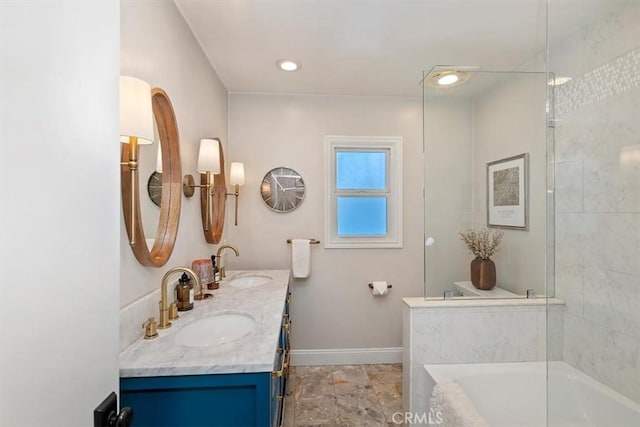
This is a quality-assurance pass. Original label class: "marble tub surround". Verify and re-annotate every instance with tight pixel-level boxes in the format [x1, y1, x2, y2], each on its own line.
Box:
[402, 297, 565, 416]
[120, 269, 290, 377]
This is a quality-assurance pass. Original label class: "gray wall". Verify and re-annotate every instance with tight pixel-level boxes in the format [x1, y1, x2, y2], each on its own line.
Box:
[120, 0, 229, 307]
[423, 99, 474, 297]
[227, 93, 424, 353]
[471, 73, 548, 295]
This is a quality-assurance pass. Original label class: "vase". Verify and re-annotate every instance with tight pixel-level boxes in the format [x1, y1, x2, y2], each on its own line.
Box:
[470, 257, 496, 290]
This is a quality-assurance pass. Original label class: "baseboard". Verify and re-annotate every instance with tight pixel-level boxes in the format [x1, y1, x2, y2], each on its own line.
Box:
[290, 347, 403, 366]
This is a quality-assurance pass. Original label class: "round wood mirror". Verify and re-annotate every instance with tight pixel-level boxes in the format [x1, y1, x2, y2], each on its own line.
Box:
[121, 87, 181, 267]
[200, 140, 226, 244]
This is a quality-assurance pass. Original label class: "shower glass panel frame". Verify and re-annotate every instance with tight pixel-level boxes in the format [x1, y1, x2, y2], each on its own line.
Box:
[421, 68, 555, 301]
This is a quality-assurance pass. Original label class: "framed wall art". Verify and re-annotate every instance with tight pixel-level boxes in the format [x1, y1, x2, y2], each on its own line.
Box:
[486, 153, 529, 230]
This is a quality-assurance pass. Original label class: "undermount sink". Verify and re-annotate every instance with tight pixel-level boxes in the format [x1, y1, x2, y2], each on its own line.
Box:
[227, 275, 272, 289]
[175, 313, 255, 347]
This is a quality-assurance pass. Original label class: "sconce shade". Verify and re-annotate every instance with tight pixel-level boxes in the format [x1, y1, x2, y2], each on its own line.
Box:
[197, 139, 221, 174]
[230, 162, 245, 186]
[119, 76, 154, 145]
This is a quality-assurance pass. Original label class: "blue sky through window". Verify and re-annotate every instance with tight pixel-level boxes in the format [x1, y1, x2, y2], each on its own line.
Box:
[336, 151, 386, 190]
[337, 196, 387, 236]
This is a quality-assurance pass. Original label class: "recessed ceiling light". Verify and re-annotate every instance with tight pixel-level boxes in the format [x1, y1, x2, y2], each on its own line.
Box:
[548, 76, 572, 86]
[437, 73, 460, 85]
[276, 59, 300, 72]
[427, 70, 469, 88]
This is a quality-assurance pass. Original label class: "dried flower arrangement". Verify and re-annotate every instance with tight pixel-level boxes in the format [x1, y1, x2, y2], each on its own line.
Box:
[459, 228, 504, 260]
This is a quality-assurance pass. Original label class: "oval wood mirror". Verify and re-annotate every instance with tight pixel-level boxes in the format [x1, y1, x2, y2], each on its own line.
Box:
[121, 87, 181, 267]
[200, 140, 226, 244]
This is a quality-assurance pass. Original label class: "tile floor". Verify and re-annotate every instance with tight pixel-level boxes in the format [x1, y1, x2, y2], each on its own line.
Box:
[282, 364, 403, 426]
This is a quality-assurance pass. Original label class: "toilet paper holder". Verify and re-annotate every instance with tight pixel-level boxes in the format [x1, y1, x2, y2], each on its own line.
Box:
[368, 282, 392, 289]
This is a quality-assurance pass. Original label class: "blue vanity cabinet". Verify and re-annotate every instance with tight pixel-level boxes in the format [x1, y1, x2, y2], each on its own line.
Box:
[120, 371, 272, 426]
[271, 291, 291, 426]
[120, 290, 291, 427]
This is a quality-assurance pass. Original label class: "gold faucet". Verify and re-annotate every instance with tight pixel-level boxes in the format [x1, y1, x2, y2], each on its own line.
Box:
[216, 244, 240, 280]
[159, 266, 200, 329]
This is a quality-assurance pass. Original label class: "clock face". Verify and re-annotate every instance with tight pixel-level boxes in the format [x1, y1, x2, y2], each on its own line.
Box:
[261, 167, 305, 212]
[147, 171, 162, 207]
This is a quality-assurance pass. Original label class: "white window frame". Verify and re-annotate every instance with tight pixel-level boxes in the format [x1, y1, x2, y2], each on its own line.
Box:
[324, 135, 403, 249]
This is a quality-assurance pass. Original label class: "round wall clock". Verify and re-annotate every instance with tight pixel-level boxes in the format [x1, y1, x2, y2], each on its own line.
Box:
[260, 167, 305, 212]
[147, 171, 162, 207]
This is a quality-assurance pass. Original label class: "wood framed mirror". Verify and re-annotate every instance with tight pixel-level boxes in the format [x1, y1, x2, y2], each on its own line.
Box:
[121, 87, 181, 267]
[199, 140, 226, 244]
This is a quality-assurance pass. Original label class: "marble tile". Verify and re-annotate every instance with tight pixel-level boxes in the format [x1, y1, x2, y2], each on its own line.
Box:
[294, 395, 341, 426]
[370, 381, 403, 424]
[555, 160, 584, 213]
[549, 307, 565, 362]
[554, 263, 584, 316]
[564, 313, 640, 403]
[555, 213, 586, 267]
[411, 310, 444, 363]
[366, 364, 402, 386]
[584, 158, 640, 213]
[553, 116, 585, 163]
[335, 390, 388, 427]
[582, 213, 640, 276]
[583, 267, 640, 340]
[538, 306, 565, 361]
[409, 362, 430, 422]
[295, 366, 335, 400]
[332, 365, 372, 395]
[438, 309, 540, 363]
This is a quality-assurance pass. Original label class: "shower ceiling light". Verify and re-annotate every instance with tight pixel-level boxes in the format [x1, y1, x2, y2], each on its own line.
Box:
[428, 70, 469, 88]
[276, 59, 300, 72]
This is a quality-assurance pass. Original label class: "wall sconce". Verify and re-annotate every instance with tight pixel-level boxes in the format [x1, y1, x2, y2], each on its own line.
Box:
[120, 76, 154, 245]
[227, 162, 245, 226]
[183, 140, 245, 238]
[183, 139, 221, 232]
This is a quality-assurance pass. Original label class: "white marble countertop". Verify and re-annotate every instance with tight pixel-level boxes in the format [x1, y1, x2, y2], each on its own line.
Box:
[119, 270, 290, 378]
[403, 296, 565, 308]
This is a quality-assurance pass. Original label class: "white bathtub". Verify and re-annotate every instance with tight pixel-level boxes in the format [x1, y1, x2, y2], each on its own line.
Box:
[425, 361, 640, 427]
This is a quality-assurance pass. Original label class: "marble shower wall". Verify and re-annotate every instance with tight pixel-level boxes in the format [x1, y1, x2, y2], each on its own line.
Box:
[554, 46, 640, 403]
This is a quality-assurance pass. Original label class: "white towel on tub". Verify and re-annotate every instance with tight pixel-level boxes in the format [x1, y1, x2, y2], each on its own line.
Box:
[429, 380, 490, 427]
[291, 239, 311, 278]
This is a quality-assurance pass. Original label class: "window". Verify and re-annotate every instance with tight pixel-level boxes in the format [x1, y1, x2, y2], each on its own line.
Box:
[325, 136, 403, 248]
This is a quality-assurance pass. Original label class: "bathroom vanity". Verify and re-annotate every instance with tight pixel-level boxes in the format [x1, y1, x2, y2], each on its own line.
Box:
[119, 270, 291, 427]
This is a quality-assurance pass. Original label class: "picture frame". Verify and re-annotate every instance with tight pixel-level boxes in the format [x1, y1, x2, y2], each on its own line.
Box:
[486, 153, 529, 230]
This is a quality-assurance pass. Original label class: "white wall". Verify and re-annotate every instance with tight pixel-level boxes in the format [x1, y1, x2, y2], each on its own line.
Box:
[227, 94, 424, 353]
[120, 0, 228, 308]
[423, 99, 474, 297]
[0, 2, 120, 425]
[550, 3, 640, 404]
[471, 74, 548, 295]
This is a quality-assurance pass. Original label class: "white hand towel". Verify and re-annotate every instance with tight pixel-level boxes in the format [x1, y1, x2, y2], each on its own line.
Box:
[291, 239, 311, 279]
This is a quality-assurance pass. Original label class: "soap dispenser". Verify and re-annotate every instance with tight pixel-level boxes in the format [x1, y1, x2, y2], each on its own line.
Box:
[210, 255, 220, 289]
[175, 272, 194, 311]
